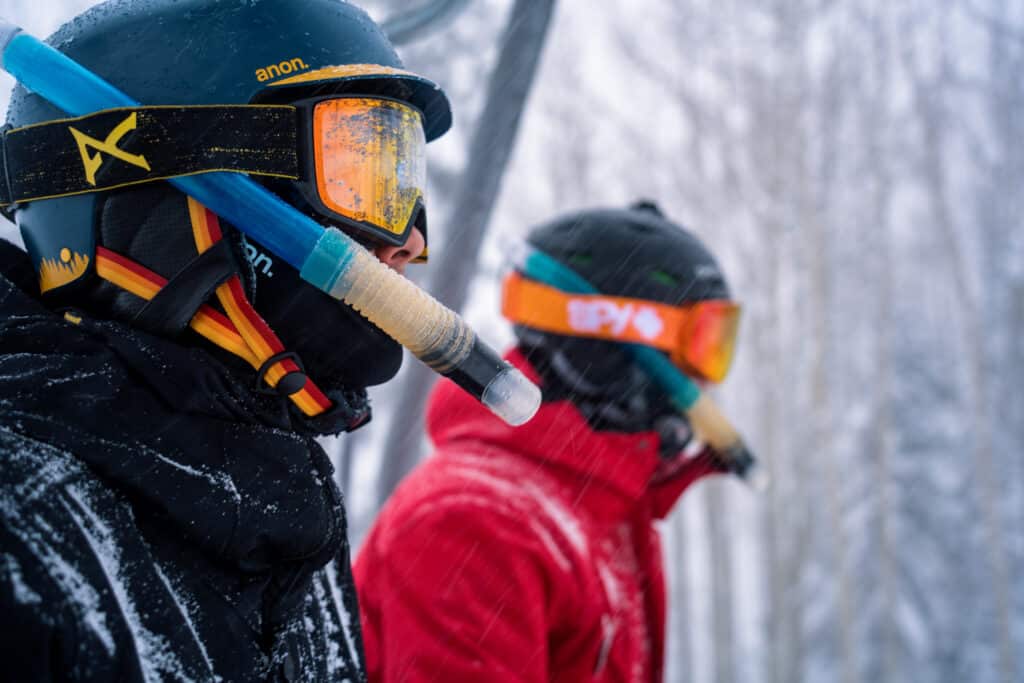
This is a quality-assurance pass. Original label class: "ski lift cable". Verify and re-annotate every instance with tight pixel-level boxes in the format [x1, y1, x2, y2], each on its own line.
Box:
[383, 0, 473, 45]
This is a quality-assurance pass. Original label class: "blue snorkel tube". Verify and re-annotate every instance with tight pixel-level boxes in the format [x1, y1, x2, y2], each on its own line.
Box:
[517, 244, 764, 486]
[0, 21, 541, 426]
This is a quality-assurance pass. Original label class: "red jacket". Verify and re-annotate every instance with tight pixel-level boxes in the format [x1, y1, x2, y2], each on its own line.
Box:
[354, 351, 719, 682]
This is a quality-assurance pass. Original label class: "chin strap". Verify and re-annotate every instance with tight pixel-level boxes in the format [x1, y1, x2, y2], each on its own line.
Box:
[93, 198, 332, 417]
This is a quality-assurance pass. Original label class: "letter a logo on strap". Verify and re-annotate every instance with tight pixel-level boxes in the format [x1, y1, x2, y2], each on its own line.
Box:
[69, 112, 151, 186]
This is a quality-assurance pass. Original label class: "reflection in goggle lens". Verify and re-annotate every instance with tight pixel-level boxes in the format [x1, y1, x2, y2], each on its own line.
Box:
[313, 97, 427, 244]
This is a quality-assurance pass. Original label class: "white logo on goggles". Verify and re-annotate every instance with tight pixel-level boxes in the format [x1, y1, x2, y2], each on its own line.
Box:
[567, 300, 664, 341]
[632, 307, 664, 339]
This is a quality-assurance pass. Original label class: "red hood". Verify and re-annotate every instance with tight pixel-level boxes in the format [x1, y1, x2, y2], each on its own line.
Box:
[426, 349, 714, 521]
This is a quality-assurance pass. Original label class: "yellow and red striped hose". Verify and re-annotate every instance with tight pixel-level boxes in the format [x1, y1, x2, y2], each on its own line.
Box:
[94, 199, 332, 417]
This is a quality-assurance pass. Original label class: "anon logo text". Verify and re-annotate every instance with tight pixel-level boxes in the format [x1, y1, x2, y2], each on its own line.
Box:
[567, 299, 664, 341]
[245, 244, 275, 278]
[69, 112, 151, 186]
[256, 58, 311, 82]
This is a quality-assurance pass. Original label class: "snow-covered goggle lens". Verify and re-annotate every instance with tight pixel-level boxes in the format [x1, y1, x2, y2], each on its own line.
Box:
[312, 97, 427, 251]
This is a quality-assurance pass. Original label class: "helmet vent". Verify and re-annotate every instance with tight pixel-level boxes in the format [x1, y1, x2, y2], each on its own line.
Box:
[649, 269, 679, 287]
[568, 253, 592, 267]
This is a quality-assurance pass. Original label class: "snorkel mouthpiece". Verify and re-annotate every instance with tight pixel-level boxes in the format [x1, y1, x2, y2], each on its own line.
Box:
[0, 22, 541, 426]
[304, 230, 540, 426]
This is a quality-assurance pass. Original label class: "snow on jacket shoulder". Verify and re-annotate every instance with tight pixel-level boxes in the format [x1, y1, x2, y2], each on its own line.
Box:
[355, 350, 719, 683]
[0, 242, 366, 682]
[1, 428, 217, 681]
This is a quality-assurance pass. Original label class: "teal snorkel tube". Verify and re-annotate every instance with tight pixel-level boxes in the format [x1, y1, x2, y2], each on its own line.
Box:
[518, 244, 765, 487]
[0, 21, 540, 426]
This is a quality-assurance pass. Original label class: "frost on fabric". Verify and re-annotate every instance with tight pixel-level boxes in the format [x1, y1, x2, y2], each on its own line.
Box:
[601, 524, 651, 683]
[6, 410, 244, 516]
[10, 441, 80, 505]
[398, 452, 592, 576]
[62, 483, 196, 683]
[151, 452, 242, 505]
[40, 369, 111, 389]
[444, 452, 589, 557]
[527, 518, 572, 572]
[2, 553, 41, 605]
[521, 480, 588, 556]
[152, 563, 221, 682]
[42, 529, 118, 656]
[416, 449, 661, 679]
[324, 561, 361, 679]
[597, 562, 623, 610]
[0, 433, 116, 655]
[311, 571, 347, 679]
[595, 614, 617, 675]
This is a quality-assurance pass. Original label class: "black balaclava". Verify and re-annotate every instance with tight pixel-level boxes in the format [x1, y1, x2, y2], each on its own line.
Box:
[58, 184, 400, 430]
[243, 233, 403, 391]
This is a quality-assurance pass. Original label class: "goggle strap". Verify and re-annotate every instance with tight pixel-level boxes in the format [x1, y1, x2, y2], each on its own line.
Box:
[0, 105, 300, 207]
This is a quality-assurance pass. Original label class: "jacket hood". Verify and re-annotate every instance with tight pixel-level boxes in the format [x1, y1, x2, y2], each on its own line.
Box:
[426, 348, 709, 521]
[0, 240, 346, 573]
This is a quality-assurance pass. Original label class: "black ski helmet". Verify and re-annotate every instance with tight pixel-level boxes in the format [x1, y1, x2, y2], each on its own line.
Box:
[4, 0, 453, 422]
[513, 201, 733, 431]
[525, 200, 730, 304]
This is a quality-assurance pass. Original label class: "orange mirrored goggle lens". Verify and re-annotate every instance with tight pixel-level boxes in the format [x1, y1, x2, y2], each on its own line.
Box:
[502, 273, 740, 383]
[670, 300, 740, 383]
[313, 97, 427, 242]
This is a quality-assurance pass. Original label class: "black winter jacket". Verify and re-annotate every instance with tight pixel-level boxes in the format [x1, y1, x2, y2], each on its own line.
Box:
[0, 242, 366, 682]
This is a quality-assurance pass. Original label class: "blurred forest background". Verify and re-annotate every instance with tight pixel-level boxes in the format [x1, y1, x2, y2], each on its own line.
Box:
[1, 1, 1022, 682]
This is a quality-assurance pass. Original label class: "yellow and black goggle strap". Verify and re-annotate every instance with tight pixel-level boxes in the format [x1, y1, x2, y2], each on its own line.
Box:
[0, 105, 300, 211]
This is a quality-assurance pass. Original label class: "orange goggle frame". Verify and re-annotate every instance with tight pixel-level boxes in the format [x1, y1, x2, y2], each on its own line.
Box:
[502, 272, 741, 383]
[298, 96, 428, 261]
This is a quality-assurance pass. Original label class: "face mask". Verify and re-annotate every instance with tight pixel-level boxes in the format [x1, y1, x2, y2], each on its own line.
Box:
[244, 234, 404, 392]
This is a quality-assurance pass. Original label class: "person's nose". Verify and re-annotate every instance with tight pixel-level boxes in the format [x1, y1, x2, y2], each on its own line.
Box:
[372, 227, 426, 275]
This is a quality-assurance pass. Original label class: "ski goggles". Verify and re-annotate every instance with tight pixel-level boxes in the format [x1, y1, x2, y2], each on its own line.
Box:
[0, 96, 429, 259]
[294, 96, 428, 258]
[502, 272, 741, 382]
